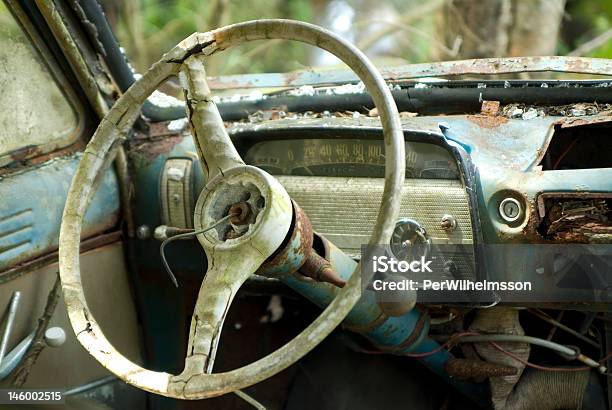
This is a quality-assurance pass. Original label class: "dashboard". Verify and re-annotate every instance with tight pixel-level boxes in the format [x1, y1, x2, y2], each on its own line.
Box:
[238, 135, 476, 285]
[140, 115, 612, 306]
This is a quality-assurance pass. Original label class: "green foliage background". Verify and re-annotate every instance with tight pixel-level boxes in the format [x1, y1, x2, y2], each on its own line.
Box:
[102, 0, 612, 76]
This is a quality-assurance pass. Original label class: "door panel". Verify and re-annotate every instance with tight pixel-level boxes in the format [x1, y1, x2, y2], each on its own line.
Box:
[0, 157, 119, 271]
[0, 242, 142, 389]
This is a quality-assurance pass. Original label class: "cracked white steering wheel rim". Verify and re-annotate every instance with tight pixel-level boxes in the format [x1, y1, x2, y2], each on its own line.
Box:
[59, 19, 405, 399]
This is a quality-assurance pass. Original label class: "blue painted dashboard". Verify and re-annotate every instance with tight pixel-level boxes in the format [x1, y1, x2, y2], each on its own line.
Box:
[0, 155, 120, 272]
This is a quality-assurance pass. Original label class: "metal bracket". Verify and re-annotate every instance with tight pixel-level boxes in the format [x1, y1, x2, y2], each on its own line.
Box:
[160, 158, 195, 229]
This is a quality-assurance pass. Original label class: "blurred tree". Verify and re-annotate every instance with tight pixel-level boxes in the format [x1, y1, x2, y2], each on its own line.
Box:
[101, 0, 316, 76]
[561, 0, 612, 57]
[101, 0, 612, 78]
[438, 0, 566, 59]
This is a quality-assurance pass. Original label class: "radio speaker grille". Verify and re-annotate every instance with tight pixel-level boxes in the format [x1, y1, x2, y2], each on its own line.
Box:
[276, 176, 475, 280]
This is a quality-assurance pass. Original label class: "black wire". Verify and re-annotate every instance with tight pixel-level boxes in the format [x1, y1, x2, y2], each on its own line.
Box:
[160, 214, 233, 287]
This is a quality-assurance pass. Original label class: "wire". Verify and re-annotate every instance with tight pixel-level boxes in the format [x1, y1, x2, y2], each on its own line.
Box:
[552, 137, 578, 169]
[401, 332, 479, 358]
[386, 331, 610, 373]
[457, 334, 606, 373]
[160, 214, 233, 287]
[234, 390, 267, 409]
[457, 335, 578, 358]
[527, 308, 601, 349]
[487, 341, 592, 373]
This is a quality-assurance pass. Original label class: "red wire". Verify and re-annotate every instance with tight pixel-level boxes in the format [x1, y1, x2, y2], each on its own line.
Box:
[397, 332, 610, 373]
[552, 138, 578, 169]
[487, 341, 591, 373]
[402, 332, 479, 358]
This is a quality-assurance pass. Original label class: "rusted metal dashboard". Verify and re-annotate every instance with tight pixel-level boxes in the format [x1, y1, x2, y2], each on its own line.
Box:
[132, 114, 612, 307]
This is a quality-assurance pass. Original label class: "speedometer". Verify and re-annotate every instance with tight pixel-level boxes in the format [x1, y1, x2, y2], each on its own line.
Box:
[243, 138, 458, 179]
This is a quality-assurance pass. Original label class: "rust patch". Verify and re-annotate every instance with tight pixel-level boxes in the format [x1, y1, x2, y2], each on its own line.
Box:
[300, 251, 346, 288]
[481, 100, 500, 116]
[558, 114, 612, 128]
[10, 145, 43, 162]
[128, 134, 184, 161]
[0, 140, 86, 177]
[229, 202, 252, 225]
[535, 194, 612, 243]
[150, 121, 184, 137]
[467, 114, 509, 129]
[257, 201, 313, 277]
[445, 358, 517, 381]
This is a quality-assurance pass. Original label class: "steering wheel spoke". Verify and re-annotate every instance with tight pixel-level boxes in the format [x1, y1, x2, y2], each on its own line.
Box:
[180, 54, 244, 179]
[174, 248, 264, 384]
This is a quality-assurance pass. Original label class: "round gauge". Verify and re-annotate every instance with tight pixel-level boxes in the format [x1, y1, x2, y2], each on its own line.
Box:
[390, 218, 431, 261]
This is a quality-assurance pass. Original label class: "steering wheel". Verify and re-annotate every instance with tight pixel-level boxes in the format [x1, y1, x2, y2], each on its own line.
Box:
[59, 20, 405, 399]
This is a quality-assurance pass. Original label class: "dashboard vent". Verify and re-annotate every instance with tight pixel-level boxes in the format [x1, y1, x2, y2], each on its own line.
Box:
[0, 208, 33, 262]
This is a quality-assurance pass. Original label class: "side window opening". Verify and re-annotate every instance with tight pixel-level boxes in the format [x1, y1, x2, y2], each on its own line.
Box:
[0, 3, 80, 168]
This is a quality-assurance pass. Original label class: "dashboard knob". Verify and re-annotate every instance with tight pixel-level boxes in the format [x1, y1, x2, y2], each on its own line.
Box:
[44, 327, 66, 348]
[390, 218, 431, 261]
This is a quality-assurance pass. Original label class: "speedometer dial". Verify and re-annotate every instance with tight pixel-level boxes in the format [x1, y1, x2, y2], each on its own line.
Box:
[243, 138, 458, 179]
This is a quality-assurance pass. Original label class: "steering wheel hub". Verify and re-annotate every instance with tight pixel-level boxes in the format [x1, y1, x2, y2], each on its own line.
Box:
[195, 165, 291, 249]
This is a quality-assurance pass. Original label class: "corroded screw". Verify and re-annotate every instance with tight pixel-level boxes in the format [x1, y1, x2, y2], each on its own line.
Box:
[229, 201, 252, 225]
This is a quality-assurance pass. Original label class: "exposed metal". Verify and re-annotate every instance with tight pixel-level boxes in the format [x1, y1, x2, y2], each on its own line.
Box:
[0, 291, 20, 364]
[458, 334, 604, 371]
[63, 375, 117, 397]
[207, 56, 612, 90]
[257, 201, 313, 277]
[136, 225, 151, 240]
[153, 225, 193, 241]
